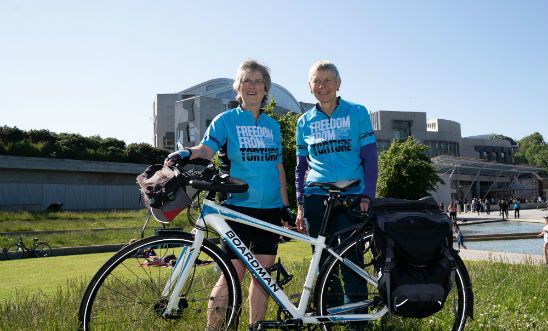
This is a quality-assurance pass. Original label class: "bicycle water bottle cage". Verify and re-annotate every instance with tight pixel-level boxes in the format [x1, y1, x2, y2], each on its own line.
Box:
[308, 179, 361, 193]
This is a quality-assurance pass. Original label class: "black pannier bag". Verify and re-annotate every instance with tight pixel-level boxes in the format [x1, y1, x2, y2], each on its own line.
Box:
[371, 197, 456, 318]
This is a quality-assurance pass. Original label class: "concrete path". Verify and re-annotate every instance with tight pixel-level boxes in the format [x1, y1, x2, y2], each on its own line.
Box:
[457, 248, 546, 265]
[455, 207, 548, 224]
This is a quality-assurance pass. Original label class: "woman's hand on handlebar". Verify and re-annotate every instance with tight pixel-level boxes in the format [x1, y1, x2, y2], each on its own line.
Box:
[359, 196, 371, 213]
[295, 206, 307, 234]
[164, 149, 192, 167]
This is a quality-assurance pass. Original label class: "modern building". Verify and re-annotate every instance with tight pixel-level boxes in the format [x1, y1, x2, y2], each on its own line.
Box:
[153, 78, 313, 151]
[153, 80, 545, 205]
[369, 110, 545, 203]
[370, 110, 515, 162]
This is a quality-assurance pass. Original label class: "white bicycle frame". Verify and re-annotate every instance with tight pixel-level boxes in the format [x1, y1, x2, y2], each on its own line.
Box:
[161, 198, 388, 325]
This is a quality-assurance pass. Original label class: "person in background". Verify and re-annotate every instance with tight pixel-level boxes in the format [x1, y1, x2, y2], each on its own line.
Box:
[474, 198, 482, 215]
[502, 199, 510, 219]
[537, 216, 548, 264]
[453, 222, 467, 250]
[295, 60, 377, 331]
[165, 59, 291, 330]
[513, 198, 521, 219]
[448, 201, 458, 221]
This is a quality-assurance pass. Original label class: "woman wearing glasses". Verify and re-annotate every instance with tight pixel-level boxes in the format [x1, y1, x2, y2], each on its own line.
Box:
[165, 59, 290, 330]
[295, 60, 378, 330]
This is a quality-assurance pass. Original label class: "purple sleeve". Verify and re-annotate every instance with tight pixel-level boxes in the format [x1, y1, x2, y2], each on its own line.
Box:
[360, 142, 378, 198]
[295, 155, 309, 204]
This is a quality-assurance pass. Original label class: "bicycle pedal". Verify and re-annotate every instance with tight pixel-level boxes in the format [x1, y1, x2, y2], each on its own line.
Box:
[253, 319, 303, 330]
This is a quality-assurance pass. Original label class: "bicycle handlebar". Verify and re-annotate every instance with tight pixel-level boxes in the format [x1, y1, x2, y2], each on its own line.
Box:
[190, 176, 249, 193]
[172, 162, 249, 194]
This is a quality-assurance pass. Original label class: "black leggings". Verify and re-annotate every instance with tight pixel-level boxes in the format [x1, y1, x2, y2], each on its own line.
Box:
[220, 204, 281, 259]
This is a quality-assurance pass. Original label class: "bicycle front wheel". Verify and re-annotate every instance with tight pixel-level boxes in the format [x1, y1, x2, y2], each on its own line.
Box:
[34, 243, 51, 257]
[78, 233, 242, 331]
[6, 245, 24, 259]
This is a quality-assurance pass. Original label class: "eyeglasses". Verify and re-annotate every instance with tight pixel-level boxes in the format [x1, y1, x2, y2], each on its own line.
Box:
[242, 79, 265, 87]
[311, 78, 336, 86]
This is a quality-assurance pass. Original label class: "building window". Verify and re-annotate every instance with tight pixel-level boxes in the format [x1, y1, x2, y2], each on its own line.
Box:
[376, 140, 391, 153]
[187, 125, 198, 144]
[216, 90, 236, 100]
[424, 140, 459, 157]
[163, 132, 175, 150]
[392, 120, 412, 140]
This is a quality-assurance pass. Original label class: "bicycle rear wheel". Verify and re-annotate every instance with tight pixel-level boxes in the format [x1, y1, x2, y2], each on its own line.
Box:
[34, 243, 51, 257]
[6, 245, 24, 259]
[78, 233, 242, 331]
[314, 231, 381, 331]
[315, 231, 473, 331]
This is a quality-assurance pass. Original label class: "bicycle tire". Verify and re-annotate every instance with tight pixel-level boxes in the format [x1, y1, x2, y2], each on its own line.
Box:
[78, 233, 242, 331]
[314, 231, 474, 331]
[6, 245, 24, 259]
[33, 243, 51, 257]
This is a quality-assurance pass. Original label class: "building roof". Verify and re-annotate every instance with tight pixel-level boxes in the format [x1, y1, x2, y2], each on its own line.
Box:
[178, 78, 303, 113]
[432, 155, 546, 178]
[0, 155, 147, 174]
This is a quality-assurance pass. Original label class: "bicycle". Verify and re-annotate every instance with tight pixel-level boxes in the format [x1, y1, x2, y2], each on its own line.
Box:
[4, 235, 51, 259]
[79, 163, 474, 330]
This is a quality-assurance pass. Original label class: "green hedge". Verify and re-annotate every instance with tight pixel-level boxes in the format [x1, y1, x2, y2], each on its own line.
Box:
[0, 126, 168, 164]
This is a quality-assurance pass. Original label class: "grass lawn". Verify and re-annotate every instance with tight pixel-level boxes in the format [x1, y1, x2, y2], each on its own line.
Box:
[0, 252, 113, 300]
[0, 239, 311, 301]
[0, 237, 547, 330]
[0, 209, 196, 248]
[1, 208, 547, 330]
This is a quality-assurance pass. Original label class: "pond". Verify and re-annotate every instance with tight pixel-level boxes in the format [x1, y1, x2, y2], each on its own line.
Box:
[459, 221, 544, 255]
[460, 221, 541, 235]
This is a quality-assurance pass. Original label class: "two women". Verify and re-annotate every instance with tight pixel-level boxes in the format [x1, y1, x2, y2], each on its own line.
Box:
[165, 59, 377, 329]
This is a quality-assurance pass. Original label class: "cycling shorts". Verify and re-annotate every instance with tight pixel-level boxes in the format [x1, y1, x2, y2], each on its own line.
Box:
[220, 204, 281, 259]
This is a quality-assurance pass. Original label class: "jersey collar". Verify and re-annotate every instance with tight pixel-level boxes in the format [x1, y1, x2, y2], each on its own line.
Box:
[314, 96, 341, 118]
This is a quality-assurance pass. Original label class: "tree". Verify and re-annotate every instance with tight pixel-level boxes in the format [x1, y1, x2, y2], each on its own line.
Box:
[0, 126, 25, 143]
[514, 132, 548, 171]
[125, 143, 168, 164]
[263, 98, 301, 208]
[377, 137, 443, 200]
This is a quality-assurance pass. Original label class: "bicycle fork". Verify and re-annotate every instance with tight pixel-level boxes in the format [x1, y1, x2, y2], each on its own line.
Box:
[161, 226, 206, 317]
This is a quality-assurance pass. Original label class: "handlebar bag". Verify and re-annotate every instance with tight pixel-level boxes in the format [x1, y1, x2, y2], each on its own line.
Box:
[136, 164, 191, 222]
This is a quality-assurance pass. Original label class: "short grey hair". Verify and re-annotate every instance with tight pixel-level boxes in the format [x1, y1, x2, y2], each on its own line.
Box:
[308, 60, 341, 82]
[233, 59, 272, 104]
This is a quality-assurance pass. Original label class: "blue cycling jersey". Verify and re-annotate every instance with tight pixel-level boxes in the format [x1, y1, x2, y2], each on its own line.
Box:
[201, 107, 283, 209]
[296, 98, 376, 196]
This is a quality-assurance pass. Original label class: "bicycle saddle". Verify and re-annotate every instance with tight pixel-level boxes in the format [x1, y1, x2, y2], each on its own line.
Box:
[308, 179, 360, 192]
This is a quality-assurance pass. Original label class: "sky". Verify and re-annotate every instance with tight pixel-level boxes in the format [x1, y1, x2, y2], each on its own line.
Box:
[1, 0, 547, 145]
